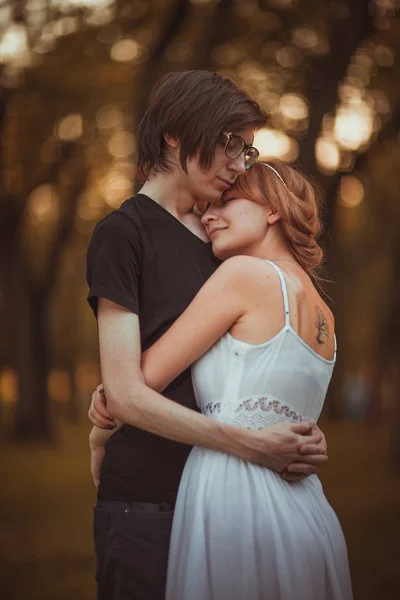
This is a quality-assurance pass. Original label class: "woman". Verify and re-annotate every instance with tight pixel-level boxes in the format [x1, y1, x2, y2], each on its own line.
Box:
[91, 161, 352, 599]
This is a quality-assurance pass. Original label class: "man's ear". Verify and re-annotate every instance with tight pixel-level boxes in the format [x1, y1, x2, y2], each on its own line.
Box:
[164, 133, 180, 149]
[267, 211, 281, 225]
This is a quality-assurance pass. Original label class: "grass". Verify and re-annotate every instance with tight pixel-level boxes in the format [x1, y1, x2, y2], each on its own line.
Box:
[1, 415, 400, 599]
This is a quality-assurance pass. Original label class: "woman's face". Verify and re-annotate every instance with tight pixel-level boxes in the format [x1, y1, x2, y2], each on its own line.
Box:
[201, 192, 272, 260]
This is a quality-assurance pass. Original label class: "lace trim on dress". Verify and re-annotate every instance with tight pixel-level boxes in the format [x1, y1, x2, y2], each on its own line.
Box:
[201, 397, 304, 429]
[202, 402, 221, 417]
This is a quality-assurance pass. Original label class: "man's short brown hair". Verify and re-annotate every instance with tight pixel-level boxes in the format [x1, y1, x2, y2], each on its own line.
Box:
[137, 70, 267, 179]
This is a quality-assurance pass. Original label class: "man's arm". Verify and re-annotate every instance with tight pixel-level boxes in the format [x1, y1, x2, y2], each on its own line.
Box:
[97, 295, 326, 473]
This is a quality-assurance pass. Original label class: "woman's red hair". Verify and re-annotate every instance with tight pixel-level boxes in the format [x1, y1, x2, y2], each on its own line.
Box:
[229, 161, 324, 280]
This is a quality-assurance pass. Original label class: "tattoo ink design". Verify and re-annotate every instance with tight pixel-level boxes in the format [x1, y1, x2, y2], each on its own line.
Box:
[315, 307, 329, 345]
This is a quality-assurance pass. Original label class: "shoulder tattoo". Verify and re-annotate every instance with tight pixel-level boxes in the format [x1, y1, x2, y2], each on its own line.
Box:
[315, 306, 329, 345]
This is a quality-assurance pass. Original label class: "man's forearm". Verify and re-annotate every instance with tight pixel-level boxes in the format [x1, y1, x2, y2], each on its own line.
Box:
[104, 381, 323, 473]
[106, 381, 263, 463]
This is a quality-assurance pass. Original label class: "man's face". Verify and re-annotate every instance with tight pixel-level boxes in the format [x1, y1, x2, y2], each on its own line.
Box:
[184, 128, 256, 205]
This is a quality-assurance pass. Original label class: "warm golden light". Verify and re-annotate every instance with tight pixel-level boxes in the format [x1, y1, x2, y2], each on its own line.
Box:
[96, 105, 123, 131]
[57, 113, 83, 141]
[0, 369, 18, 404]
[52, 16, 79, 37]
[276, 46, 303, 68]
[108, 131, 135, 158]
[101, 169, 133, 207]
[279, 94, 309, 121]
[53, 0, 113, 9]
[75, 361, 101, 394]
[315, 137, 340, 173]
[28, 184, 59, 222]
[339, 175, 364, 207]
[292, 27, 318, 49]
[254, 128, 299, 162]
[110, 38, 141, 62]
[0, 23, 29, 64]
[373, 44, 394, 67]
[334, 103, 374, 150]
[47, 369, 71, 403]
[77, 195, 105, 220]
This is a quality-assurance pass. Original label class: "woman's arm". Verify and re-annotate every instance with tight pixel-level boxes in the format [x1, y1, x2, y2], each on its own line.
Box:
[141, 255, 265, 391]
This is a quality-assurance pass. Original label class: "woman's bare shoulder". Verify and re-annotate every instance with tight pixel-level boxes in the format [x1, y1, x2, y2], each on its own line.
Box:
[212, 256, 282, 299]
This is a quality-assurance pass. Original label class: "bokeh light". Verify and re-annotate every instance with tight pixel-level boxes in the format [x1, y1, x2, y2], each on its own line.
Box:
[334, 101, 374, 151]
[0, 23, 29, 65]
[27, 184, 60, 222]
[254, 127, 299, 162]
[56, 113, 83, 141]
[100, 167, 133, 207]
[316, 137, 340, 173]
[110, 38, 142, 62]
[0, 369, 18, 404]
[108, 131, 135, 158]
[339, 175, 364, 207]
[276, 46, 303, 68]
[47, 369, 71, 403]
[279, 93, 309, 120]
[96, 105, 123, 132]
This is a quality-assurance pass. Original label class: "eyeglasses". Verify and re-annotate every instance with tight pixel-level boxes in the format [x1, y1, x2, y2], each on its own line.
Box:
[222, 132, 259, 170]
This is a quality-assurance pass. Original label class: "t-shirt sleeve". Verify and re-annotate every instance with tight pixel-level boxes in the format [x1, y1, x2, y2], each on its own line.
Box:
[86, 213, 141, 317]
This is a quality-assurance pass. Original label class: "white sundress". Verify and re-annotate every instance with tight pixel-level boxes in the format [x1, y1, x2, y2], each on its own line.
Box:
[166, 260, 353, 600]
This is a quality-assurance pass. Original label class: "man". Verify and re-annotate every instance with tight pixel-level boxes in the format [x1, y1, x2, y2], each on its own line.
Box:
[87, 70, 328, 599]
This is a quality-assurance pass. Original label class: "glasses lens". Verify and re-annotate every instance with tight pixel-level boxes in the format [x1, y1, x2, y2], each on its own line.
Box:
[226, 134, 245, 159]
[244, 148, 259, 170]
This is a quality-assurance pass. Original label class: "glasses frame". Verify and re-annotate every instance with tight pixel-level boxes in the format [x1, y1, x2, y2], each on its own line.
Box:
[222, 132, 259, 170]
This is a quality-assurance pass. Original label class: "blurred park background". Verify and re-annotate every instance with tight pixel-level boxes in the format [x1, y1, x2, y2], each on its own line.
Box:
[0, 0, 399, 598]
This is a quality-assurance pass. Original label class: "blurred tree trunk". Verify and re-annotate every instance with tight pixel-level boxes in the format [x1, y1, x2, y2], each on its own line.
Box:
[325, 108, 400, 418]
[5, 246, 52, 439]
[0, 141, 86, 441]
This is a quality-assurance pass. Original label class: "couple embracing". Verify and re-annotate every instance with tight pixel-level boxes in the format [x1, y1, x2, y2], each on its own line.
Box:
[87, 70, 352, 599]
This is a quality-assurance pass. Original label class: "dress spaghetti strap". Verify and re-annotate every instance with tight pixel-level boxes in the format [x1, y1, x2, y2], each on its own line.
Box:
[263, 260, 290, 328]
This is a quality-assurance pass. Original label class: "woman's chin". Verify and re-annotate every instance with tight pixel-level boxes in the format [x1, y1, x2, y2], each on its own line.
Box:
[211, 243, 235, 261]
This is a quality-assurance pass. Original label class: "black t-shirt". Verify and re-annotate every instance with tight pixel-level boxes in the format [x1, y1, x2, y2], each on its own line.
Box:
[87, 194, 221, 502]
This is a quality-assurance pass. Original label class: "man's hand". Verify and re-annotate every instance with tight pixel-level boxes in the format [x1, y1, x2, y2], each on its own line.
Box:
[248, 420, 328, 474]
[88, 384, 115, 429]
[281, 424, 328, 481]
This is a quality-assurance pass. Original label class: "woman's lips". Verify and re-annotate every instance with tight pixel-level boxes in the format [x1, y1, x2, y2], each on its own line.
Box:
[209, 227, 227, 238]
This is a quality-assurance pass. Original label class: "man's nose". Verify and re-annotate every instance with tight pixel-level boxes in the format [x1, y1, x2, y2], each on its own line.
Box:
[230, 152, 246, 176]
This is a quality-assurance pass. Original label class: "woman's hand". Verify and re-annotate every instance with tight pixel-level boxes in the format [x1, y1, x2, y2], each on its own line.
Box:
[89, 421, 123, 489]
[88, 384, 116, 429]
[90, 444, 105, 489]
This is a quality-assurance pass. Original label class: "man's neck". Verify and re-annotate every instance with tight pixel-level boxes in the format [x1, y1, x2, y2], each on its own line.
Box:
[138, 173, 209, 242]
[139, 172, 196, 219]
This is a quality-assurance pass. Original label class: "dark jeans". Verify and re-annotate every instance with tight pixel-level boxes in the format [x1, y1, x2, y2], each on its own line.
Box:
[93, 500, 175, 600]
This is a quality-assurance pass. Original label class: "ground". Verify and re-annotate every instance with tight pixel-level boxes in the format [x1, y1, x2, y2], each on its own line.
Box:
[1, 415, 399, 599]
